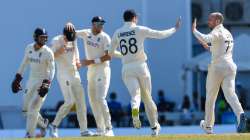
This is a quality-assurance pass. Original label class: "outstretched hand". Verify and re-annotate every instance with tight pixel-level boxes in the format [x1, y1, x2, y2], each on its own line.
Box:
[175, 16, 181, 30]
[192, 18, 197, 32]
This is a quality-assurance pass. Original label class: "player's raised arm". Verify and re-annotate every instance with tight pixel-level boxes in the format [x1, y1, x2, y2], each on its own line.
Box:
[65, 22, 88, 38]
[142, 16, 181, 39]
[192, 18, 220, 43]
[51, 39, 65, 58]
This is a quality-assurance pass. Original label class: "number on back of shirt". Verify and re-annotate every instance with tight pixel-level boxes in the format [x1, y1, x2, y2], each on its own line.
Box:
[225, 35, 233, 53]
[119, 38, 138, 55]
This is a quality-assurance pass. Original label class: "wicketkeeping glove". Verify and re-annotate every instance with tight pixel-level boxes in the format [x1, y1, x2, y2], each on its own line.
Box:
[38, 79, 51, 97]
[11, 73, 22, 93]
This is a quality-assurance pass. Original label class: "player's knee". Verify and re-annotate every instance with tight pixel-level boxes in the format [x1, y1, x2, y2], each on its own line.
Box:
[130, 88, 140, 96]
[141, 93, 152, 102]
[27, 109, 39, 116]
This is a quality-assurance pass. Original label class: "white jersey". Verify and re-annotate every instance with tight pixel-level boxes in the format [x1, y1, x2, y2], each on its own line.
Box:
[111, 22, 177, 64]
[194, 24, 234, 64]
[18, 43, 55, 80]
[76, 29, 110, 66]
[51, 35, 80, 75]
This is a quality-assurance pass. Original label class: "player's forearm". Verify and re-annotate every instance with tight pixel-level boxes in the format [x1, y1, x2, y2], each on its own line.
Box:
[151, 27, 177, 39]
[108, 42, 122, 58]
[161, 27, 177, 38]
[193, 29, 213, 43]
[17, 59, 28, 75]
[109, 50, 123, 58]
[197, 38, 210, 50]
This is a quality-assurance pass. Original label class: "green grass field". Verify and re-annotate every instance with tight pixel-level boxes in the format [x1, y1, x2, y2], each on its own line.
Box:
[17, 134, 250, 140]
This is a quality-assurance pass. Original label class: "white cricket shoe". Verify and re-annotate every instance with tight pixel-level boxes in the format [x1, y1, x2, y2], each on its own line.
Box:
[38, 118, 49, 137]
[24, 132, 32, 138]
[93, 129, 105, 136]
[105, 128, 114, 136]
[81, 130, 94, 137]
[200, 120, 213, 134]
[132, 108, 141, 129]
[151, 123, 161, 136]
[48, 124, 58, 138]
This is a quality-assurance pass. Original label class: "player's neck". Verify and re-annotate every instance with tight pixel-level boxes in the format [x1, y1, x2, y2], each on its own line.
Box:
[34, 44, 42, 51]
[92, 28, 101, 36]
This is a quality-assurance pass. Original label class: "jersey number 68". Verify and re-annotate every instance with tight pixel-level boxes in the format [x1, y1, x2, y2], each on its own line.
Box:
[120, 38, 138, 55]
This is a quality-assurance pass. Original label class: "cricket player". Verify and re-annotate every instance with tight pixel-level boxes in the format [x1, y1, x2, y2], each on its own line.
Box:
[109, 9, 181, 136]
[48, 24, 93, 137]
[11, 27, 55, 138]
[192, 12, 247, 134]
[66, 16, 114, 136]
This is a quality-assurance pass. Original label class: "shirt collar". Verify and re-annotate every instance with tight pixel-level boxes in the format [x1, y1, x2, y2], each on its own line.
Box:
[123, 22, 136, 27]
[214, 24, 223, 30]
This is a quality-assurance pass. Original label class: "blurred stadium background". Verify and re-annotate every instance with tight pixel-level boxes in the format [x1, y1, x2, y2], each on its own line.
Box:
[0, 0, 250, 138]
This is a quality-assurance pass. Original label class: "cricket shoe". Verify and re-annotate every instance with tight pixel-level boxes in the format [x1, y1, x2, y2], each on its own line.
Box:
[200, 120, 213, 134]
[151, 123, 161, 136]
[93, 129, 105, 136]
[81, 130, 95, 137]
[48, 124, 58, 138]
[37, 118, 49, 137]
[237, 113, 247, 133]
[132, 108, 141, 129]
[24, 132, 32, 138]
[105, 128, 114, 136]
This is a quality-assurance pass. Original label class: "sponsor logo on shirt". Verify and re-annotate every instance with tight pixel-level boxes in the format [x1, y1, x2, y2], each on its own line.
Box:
[29, 57, 41, 63]
[87, 40, 100, 48]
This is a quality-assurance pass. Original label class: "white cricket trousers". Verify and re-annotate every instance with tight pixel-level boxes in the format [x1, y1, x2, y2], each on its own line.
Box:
[87, 64, 112, 132]
[122, 61, 158, 128]
[205, 61, 244, 127]
[23, 78, 47, 137]
[52, 71, 87, 133]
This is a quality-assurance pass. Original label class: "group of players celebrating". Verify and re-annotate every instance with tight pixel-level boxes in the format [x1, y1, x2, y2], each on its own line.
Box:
[11, 9, 247, 138]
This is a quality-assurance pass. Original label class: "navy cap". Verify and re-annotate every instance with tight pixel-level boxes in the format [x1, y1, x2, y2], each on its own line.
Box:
[91, 16, 105, 23]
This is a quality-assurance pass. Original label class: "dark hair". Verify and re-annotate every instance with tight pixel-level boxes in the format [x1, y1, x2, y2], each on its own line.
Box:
[123, 9, 137, 22]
